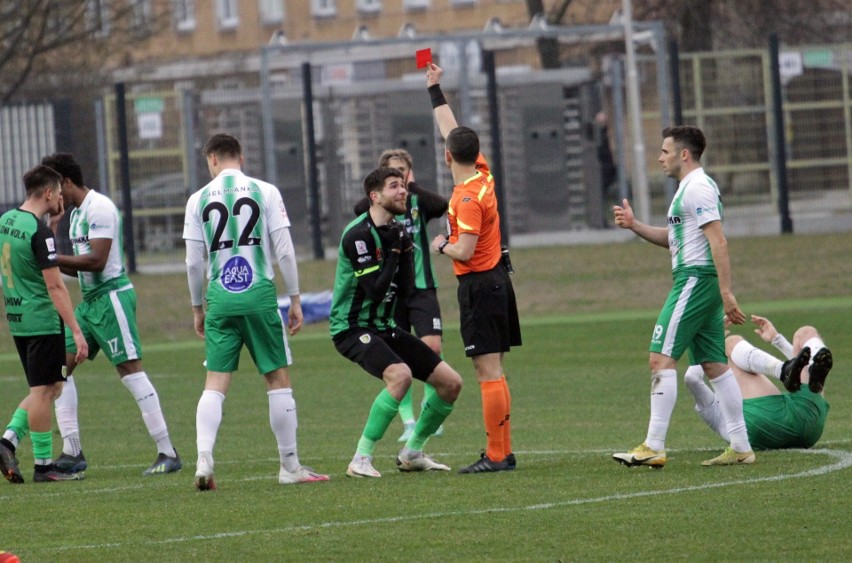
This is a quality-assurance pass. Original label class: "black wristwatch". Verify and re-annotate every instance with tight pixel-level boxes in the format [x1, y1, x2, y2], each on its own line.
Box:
[438, 239, 449, 254]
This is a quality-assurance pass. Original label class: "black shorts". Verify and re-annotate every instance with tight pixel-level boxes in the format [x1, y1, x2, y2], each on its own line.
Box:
[457, 265, 522, 357]
[333, 327, 442, 382]
[14, 333, 66, 387]
[394, 288, 443, 337]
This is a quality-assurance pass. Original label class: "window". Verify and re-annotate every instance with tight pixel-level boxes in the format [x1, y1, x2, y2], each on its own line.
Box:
[450, 0, 477, 7]
[130, 0, 153, 33]
[311, 0, 336, 18]
[258, 0, 284, 25]
[173, 0, 196, 31]
[216, 0, 239, 29]
[86, 0, 111, 37]
[356, 0, 381, 15]
[403, 0, 429, 10]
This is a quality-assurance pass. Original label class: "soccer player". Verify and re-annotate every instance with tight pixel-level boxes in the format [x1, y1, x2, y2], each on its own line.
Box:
[353, 148, 448, 441]
[331, 167, 462, 478]
[611, 126, 753, 468]
[686, 315, 832, 451]
[184, 133, 328, 490]
[0, 165, 89, 483]
[42, 153, 181, 476]
[425, 63, 522, 473]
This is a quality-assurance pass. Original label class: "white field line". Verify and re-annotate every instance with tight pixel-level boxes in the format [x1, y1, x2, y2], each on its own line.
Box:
[28, 447, 852, 553]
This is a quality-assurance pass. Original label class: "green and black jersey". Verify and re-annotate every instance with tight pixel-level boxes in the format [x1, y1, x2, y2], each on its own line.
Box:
[0, 209, 62, 336]
[329, 213, 413, 338]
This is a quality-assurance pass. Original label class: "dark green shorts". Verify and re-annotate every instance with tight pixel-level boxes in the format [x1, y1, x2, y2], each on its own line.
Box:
[744, 388, 830, 450]
[205, 309, 291, 374]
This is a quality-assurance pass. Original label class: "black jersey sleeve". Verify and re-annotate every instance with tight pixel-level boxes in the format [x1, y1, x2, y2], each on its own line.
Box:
[407, 182, 448, 221]
[32, 220, 59, 270]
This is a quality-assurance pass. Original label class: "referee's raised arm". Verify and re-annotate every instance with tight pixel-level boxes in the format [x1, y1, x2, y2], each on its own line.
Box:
[426, 63, 457, 139]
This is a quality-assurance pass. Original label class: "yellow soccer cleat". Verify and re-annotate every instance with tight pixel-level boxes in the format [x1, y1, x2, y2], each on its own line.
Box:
[701, 447, 756, 466]
[612, 443, 667, 468]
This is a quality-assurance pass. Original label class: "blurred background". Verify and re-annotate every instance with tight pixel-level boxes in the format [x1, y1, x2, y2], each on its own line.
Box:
[0, 0, 850, 271]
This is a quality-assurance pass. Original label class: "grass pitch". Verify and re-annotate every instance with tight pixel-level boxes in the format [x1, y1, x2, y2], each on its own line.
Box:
[0, 233, 850, 560]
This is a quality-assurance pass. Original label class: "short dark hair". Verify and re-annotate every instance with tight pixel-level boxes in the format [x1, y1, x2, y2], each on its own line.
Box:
[662, 126, 706, 161]
[204, 134, 242, 159]
[41, 152, 84, 186]
[446, 126, 479, 165]
[378, 149, 413, 170]
[23, 165, 62, 198]
[363, 167, 404, 198]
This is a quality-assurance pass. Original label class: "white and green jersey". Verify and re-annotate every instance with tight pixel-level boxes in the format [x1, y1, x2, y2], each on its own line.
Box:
[667, 167, 723, 276]
[70, 190, 131, 300]
[183, 168, 289, 316]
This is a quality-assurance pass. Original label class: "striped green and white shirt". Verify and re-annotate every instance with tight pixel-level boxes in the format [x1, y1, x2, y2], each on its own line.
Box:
[667, 167, 723, 276]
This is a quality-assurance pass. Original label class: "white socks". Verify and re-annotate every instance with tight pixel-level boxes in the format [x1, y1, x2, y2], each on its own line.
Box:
[683, 366, 729, 441]
[730, 341, 784, 380]
[196, 389, 225, 455]
[55, 375, 82, 456]
[122, 372, 176, 457]
[645, 369, 677, 452]
[269, 388, 300, 472]
[709, 370, 751, 453]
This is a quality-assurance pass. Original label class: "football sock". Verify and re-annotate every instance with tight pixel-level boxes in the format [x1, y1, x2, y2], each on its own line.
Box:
[54, 375, 82, 455]
[480, 379, 506, 462]
[5, 408, 30, 447]
[645, 369, 677, 452]
[30, 431, 53, 465]
[684, 366, 729, 440]
[710, 369, 751, 452]
[398, 387, 415, 424]
[730, 340, 783, 379]
[268, 388, 300, 472]
[196, 389, 225, 454]
[406, 394, 453, 451]
[356, 389, 400, 456]
[802, 337, 826, 365]
[122, 372, 176, 457]
[500, 375, 512, 458]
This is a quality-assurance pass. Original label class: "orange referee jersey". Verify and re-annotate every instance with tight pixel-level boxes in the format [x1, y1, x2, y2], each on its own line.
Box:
[447, 153, 502, 276]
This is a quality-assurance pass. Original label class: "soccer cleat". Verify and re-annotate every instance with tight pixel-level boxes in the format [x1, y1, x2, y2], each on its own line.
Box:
[702, 447, 756, 466]
[396, 451, 450, 472]
[195, 452, 216, 491]
[55, 451, 88, 473]
[397, 422, 416, 442]
[143, 450, 183, 476]
[505, 453, 516, 470]
[458, 452, 511, 474]
[808, 347, 832, 394]
[32, 468, 85, 483]
[346, 455, 381, 478]
[780, 346, 811, 393]
[0, 440, 24, 484]
[612, 443, 667, 468]
[278, 466, 330, 485]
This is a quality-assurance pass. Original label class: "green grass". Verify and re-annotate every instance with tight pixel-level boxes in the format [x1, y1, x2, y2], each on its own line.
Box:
[1, 233, 851, 560]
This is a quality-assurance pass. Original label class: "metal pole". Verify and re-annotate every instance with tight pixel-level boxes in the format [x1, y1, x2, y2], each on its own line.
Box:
[260, 47, 278, 188]
[622, 0, 651, 223]
[611, 57, 629, 204]
[182, 89, 199, 194]
[669, 39, 683, 125]
[114, 82, 136, 273]
[301, 62, 324, 259]
[653, 22, 676, 204]
[768, 33, 793, 234]
[482, 49, 509, 245]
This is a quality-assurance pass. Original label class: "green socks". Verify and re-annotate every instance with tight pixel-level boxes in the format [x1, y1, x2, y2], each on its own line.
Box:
[30, 431, 53, 463]
[398, 386, 415, 423]
[356, 389, 400, 456]
[408, 394, 454, 451]
[6, 408, 29, 441]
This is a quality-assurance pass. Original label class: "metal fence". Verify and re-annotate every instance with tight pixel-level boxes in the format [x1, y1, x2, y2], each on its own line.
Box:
[4, 29, 849, 268]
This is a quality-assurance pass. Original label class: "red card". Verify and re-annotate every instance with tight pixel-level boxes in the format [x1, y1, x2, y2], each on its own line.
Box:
[416, 48, 432, 69]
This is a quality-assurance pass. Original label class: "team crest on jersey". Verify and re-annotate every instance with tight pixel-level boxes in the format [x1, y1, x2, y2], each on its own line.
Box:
[359, 334, 371, 344]
[221, 256, 253, 292]
[355, 240, 368, 255]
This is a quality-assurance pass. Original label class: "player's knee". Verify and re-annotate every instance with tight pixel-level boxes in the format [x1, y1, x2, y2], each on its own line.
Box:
[725, 334, 744, 356]
[684, 365, 705, 385]
[793, 325, 819, 348]
[383, 364, 412, 396]
[432, 366, 462, 403]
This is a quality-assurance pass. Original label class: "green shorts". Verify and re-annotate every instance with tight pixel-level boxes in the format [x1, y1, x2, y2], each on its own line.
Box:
[744, 388, 830, 450]
[649, 274, 725, 364]
[204, 309, 292, 375]
[65, 285, 142, 365]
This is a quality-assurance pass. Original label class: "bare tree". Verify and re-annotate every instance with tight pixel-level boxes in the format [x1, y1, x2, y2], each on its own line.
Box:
[0, 0, 167, 104]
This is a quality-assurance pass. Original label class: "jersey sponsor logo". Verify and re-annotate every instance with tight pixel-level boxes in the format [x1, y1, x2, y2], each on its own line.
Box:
[357, 255, 372, 264]
[6, 313, 22, 323]
[89, 222, 111, 231]
[71, 235, 89, 244]
[359, 333, 371, 344]
[696, 207, 703, 215]
[4, 296, 22, 306]
[355, 240, 368, 255]
[0, 225, 27, 240]
[48, 252, 56, 260]
[667, 216, 682, 225]
[46, 238, 55, 252]
[221, 256, 254, 292]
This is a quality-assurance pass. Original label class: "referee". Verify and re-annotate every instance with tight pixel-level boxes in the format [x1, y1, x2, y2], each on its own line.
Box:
[426, 63, 522, 473]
